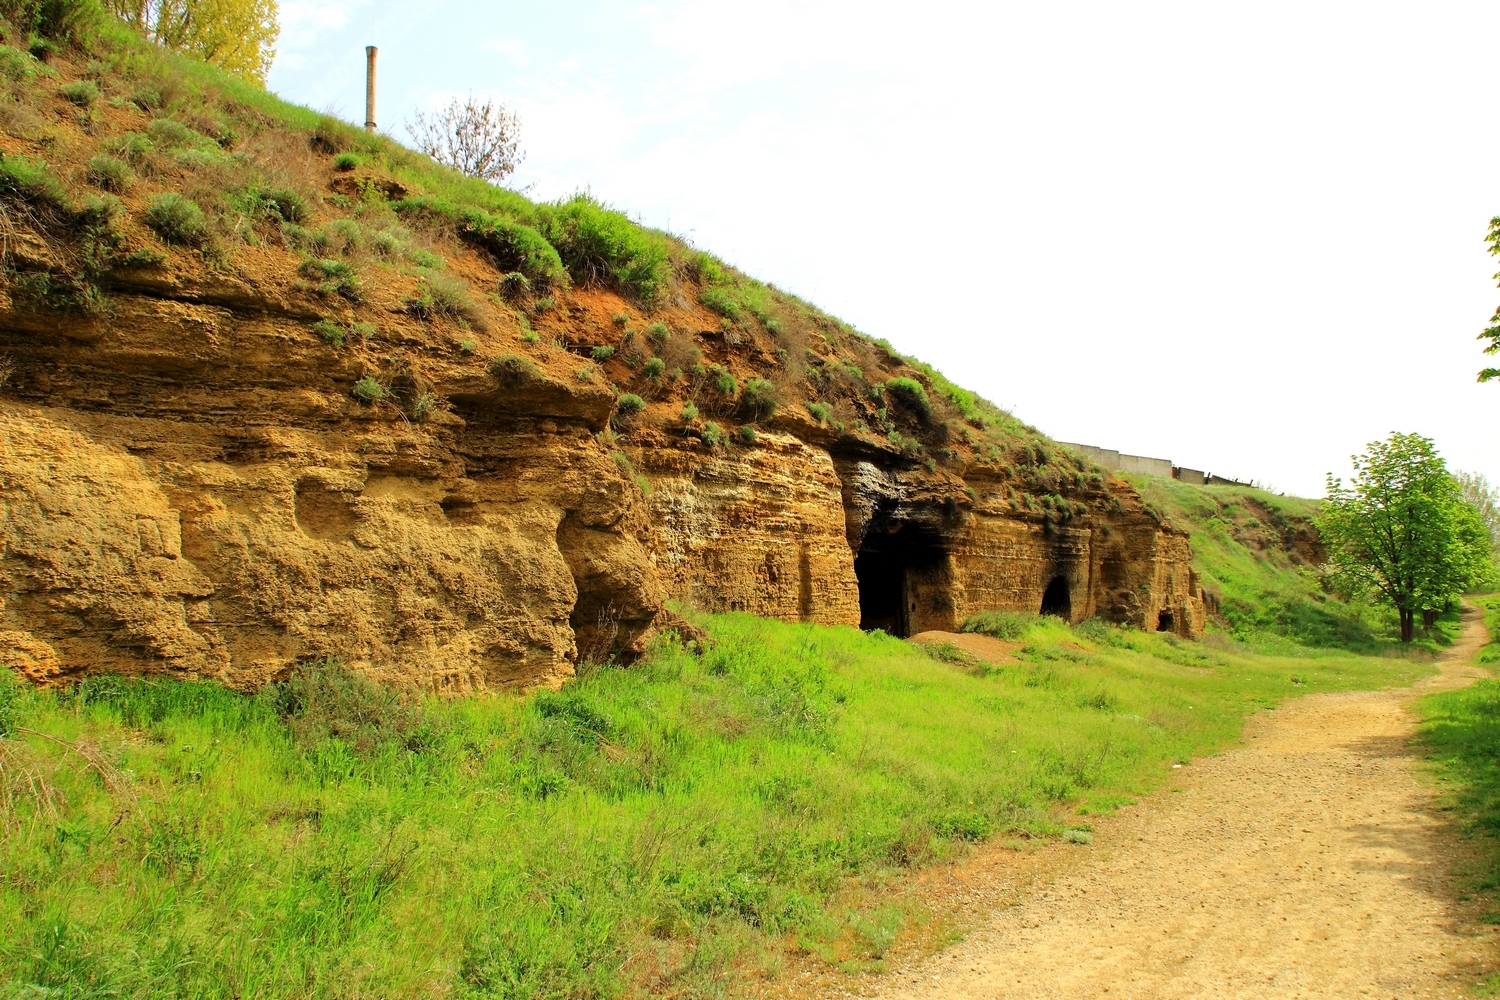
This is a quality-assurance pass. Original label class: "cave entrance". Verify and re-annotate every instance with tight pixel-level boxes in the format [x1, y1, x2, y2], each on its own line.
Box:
[854, 525, 948, 637]
[1040, 576, 1071, 620]
[1157, 610, 1175, 633]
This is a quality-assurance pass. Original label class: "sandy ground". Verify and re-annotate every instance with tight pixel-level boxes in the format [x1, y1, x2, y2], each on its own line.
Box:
[861, 607, 1497, 1000]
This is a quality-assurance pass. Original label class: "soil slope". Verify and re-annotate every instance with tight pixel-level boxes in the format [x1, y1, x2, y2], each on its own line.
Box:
[866, 606, 1496, 999]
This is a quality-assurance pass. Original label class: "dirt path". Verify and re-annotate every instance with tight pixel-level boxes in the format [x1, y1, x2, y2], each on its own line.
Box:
[870, 607, 1496, 999]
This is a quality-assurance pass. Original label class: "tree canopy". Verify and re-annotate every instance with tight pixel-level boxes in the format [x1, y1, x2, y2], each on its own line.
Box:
[107, 0, 279, 84]
[1318, 432, 1494, 642]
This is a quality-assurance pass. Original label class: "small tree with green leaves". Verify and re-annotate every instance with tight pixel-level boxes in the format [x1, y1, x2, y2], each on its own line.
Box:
[1318, 432, 1494, 642]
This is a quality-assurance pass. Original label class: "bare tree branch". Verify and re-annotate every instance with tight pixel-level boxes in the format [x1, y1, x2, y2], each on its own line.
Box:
[406, 96, 525, 184]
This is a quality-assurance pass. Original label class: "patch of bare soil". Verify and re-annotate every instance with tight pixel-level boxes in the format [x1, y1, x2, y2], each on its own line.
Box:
[833, 608, 1498, 999]
[906, 630, 1021, 666]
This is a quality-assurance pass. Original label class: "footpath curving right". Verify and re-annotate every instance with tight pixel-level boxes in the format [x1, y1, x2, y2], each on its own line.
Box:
[869, 605, 1498, 1000]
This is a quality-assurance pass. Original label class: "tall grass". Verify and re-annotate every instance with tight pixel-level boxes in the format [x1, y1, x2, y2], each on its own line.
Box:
[1419, 594, 1500, 944]
[0, 615, 1426, 997]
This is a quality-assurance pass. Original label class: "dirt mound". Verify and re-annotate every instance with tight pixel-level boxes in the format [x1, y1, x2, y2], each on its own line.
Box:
[907, 631, 1021, 666]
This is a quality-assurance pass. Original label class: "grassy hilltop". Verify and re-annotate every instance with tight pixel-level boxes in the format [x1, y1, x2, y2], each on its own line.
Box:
[0, 5, 1467, 998]
[0, 0, 1109, 513]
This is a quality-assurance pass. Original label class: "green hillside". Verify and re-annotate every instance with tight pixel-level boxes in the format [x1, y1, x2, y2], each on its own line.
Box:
[1126, 475, 1464, 652]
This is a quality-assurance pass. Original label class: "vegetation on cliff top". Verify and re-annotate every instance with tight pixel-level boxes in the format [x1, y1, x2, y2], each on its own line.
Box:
[0, 0, 1090, 512]
[0, 614, 1428, 998]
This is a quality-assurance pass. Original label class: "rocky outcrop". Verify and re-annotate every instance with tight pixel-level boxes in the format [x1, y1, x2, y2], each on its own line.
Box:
[0, 267, 1209, 693]
[0, 66, 1206, 690]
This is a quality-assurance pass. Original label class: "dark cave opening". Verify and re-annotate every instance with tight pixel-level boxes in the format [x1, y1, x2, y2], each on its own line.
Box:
[854, 525, 947, 637]
[1157, 610, 1175, 633]
[1040, 575, 1071, 620]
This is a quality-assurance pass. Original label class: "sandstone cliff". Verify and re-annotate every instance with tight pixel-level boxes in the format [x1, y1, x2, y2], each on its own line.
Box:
[0, 38, 1206, 690]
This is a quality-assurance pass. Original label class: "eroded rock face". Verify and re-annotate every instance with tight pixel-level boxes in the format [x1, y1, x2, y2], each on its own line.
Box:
[0, 288, 664, 690]
[0, 272, 1202, 694]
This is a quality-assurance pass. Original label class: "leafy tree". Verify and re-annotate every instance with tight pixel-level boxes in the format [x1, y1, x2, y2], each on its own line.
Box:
[1456, 470, 1500, 546]
[406, 95, 524, 184]
[1480, 217, 1500, 382]
[107, 0, 280, 84]
[1318, 433, 1494, 642]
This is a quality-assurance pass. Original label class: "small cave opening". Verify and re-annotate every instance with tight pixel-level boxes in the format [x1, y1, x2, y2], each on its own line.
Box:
[1039, 576, 1071, 620]
[854, 524, 948, 637]
[1157, 610, 1175, 633]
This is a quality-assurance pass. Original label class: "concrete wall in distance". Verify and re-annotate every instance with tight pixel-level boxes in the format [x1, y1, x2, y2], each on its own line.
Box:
[1116, 453, 1173, 478]
[1175, 467, 1207, 486]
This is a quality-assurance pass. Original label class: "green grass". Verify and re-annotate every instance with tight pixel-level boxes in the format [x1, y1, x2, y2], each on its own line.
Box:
[1124, 475, 1459, 653]
[1419, 594, 1500, 951]
[0, 614, 1429, 998]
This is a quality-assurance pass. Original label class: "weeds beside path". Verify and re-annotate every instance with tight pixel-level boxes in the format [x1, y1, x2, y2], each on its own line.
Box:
[849, 604, 1497, 1000]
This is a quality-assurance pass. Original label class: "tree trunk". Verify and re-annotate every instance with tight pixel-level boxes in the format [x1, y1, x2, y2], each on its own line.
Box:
[1400, 608, 1415, 643]
[1422, 609, 1438, 628]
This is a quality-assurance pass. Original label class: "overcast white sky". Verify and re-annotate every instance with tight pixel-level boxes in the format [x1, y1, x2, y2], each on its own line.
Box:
[268, 1, 1500, 498]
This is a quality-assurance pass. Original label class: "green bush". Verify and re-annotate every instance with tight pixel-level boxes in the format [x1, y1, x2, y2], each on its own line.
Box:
[961, 610, 1039, 641]
[700, 285, 741, 320]
[85, 153, 131, 192]
[701, 420, 723, 446]
[0, 154, 68, 210]
[685, 249, 726, 285]
[591, 345, 616, 362]
[77, 192, 120, 227]
[143, 193, 207, 245]
[107, 132, 154, 167]
[263, 188, 307, 224]
[806, 401, 830, 424]
[615, 393, 645, 416]
[0, 45, 40, 83]
[333, 152, 361, 171]
[537, 193, 671, 307]
[147, 118, 198, 150]
[300, 258, 361, 300]
[711, 365, 738, 398]
[742, 378, 777, 421]
[737, 424, 759, 445]
[128, 83, 162, 111]
[59, 78, 97, 107]
[352, 376, 385, 402]
[642, 357, 666, 379]
[885, 376, 931, 418]
[395, 197, 567, 289]
[405, 270, 478, 323]
[645, 321, 670, 348]
[312, 319, 345, 347]
[681, 401, 699, 422]
[497, 271, 531, 298]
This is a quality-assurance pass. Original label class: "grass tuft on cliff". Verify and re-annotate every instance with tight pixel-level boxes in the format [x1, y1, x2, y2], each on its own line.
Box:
[0, 615, 1427, 997]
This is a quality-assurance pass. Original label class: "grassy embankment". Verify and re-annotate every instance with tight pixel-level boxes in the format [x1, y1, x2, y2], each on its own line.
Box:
[1419, 594, 1500, 931]
[1126, 475, 1465, 652]
[0, 7, 1457, 997]
[0, 614, 1430, 998]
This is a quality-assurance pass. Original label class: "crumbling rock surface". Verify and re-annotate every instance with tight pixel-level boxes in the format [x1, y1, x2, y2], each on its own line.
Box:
[0, 291, 1207, 690]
